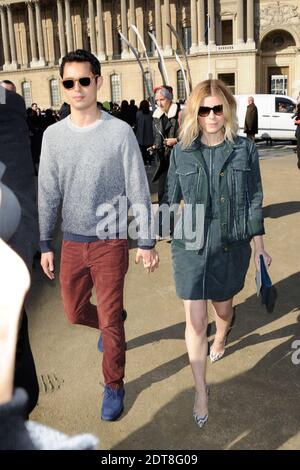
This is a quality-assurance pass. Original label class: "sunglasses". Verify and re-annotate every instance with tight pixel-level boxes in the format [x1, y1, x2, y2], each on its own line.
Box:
[198, 104, 223, 117]
[62, 76, 98, 90]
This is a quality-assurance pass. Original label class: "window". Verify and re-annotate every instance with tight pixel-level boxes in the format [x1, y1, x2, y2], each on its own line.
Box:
[177, 70, 186, 102]
[50, 79, 60, 108]
[110, 74, 121, 103]
[221, 20, 233, 45]
[182, 26, 191, 53]
[218, 73, 235, 94]
[275, 97, 295, 113]
[143, 71, 153, 100]
[22, 81, 31, 108]
[271, 75, 287, 95]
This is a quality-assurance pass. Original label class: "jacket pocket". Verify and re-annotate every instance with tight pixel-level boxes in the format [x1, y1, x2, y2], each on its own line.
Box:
[229, 162, 251, 240]
[175, 164, 200, 203]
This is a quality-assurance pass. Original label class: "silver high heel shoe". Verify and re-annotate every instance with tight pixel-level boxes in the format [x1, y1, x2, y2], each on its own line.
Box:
[209, 340, 226, 363]
[193, 386, 209, 428]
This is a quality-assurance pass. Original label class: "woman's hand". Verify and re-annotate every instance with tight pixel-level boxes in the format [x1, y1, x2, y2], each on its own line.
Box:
[254, 248, 272, 271]
[252, 235, 272, 271]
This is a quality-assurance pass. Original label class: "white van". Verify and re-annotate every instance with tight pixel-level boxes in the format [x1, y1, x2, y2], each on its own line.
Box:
[234, 94, 297, 142]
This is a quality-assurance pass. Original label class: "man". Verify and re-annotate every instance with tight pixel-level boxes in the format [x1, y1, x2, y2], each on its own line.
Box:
[244, 96, 258, 141]
[0, 87, 39, 416]
[0, 79, 16, 92]
[152, 86, 179, 204]
[38, 49, 159, 421]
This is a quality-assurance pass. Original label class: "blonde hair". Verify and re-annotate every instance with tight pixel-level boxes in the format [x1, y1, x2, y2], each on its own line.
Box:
[179, 79, 239, 149]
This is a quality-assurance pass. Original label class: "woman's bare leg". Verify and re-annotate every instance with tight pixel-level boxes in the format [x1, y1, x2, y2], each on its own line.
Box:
[183, 299, 208, 417]
[211, 298, 234, 355]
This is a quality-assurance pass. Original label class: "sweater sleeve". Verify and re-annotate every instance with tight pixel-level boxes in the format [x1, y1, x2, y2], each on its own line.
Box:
[122, 126, 156, 248]
[38, 130, 62, 251]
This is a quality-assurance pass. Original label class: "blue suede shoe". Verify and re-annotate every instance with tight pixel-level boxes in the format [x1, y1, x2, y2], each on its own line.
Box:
[101, 385, 125, 421]
[98, 309, 127, 353]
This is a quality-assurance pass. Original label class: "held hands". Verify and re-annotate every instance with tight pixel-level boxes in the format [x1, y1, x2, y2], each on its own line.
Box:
[41, 251, 55, 280]
[135, 248, 160, 273]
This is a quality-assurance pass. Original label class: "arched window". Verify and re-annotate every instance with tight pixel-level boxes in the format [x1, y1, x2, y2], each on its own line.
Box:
[22, 81, 31, 108]
[50, 78, 60, 107]
[110, 74, 121, 103]
[143, 71, 153, 100]
[177, 70, 186, 102]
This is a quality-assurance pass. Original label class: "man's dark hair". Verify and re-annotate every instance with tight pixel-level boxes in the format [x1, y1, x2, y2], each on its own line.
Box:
[59, 49, 101, 78]
[1, 79, 15, 87]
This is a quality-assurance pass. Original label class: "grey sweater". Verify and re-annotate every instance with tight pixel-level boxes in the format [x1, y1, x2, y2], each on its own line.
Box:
[38, 112, 155, 250]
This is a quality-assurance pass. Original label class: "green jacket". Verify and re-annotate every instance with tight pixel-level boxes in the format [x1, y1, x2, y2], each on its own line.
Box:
[166, 135, 265, 250]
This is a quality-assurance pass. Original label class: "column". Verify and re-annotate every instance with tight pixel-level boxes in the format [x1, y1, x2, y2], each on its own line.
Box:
[197, 0, 205, 48]
[65, 0, 74, 52]
[129, 0, 137, 49]
[96, 0, 106, 60]
[247, 0, 254, 44]
[163, 0, 172, 55]
[236, 0, 244, 44]
[207, 0, 215, 45]
[35, 0, 46, 65]
[88, 0, 97, 55]
[57, 0, 66, 59]
[154, 0, 162, 48]
[7, 5, 17, 69]
[121, 0, 129, 58]
[27, 1, 38, 66]
[0, 6, 11, 69]
[190, 0, 198, 53]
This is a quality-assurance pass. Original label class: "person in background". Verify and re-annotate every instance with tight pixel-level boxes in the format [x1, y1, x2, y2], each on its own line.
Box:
[244, 96, 258, 141]
[292, 102, 300, 169]
[0, 79, 16, 92]
[135, 99, 154, 166]
[0, 88, 39, 417]
[58, 101, 71, 119]
[165, 79, 271, 428]
[152, 85, 180, 203]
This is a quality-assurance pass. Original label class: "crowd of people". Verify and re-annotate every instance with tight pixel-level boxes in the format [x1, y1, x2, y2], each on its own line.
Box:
[0, 47, 298, 449]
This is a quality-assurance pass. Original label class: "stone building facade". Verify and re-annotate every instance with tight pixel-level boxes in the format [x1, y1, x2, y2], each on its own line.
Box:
[0, 0, 300, 108]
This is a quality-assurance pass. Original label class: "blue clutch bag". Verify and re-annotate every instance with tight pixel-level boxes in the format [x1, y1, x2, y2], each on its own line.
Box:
[256, 255, 277, 313]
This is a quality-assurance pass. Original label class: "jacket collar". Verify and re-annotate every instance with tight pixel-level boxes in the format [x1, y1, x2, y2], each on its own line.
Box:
[181, 137, 238, 167]
[153, 102, 178, 119]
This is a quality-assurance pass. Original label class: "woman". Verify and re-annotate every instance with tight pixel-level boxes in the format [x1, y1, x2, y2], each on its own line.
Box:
[152, 86, 179, 203]
[166, 79, 271, 428]
[135, 100, 154, 166]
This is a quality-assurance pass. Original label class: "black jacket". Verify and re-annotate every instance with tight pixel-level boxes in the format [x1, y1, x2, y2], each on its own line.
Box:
[152, 103, 180, 181]
[0, 89, 38, 268]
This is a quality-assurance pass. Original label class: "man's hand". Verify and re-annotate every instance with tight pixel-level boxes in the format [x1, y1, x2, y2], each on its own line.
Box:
[135, 248, 159, 273]
[41, 251, 55, 280]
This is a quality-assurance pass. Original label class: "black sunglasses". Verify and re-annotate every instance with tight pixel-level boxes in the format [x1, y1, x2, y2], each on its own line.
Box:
[198, 104, 223, 117]
[62, 76, 98, 90]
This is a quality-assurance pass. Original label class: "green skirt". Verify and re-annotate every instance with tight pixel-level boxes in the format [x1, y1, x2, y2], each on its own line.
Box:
[171, 239, 251, 301]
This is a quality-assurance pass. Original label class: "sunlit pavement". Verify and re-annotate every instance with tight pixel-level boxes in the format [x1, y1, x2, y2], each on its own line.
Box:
[28, 147, 300, 450]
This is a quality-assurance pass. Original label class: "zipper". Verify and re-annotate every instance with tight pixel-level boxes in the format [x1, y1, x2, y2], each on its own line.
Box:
[231, 170, 238, 239]
[202, 150, 212, 297]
